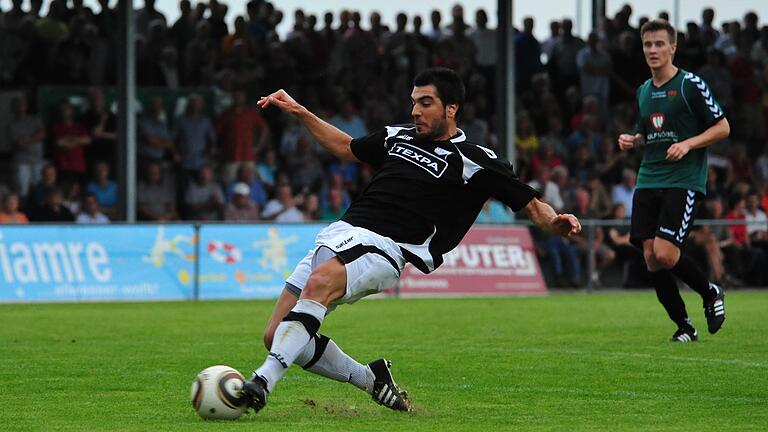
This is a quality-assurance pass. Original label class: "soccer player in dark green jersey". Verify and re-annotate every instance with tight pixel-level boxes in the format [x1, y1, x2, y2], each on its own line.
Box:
[618, 20, 729, 342]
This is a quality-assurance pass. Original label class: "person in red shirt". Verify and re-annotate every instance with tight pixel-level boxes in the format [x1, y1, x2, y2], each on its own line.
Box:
[53, 101, 91, 184]
[725, 195, 748, 246]
[217, 90, 270, 182]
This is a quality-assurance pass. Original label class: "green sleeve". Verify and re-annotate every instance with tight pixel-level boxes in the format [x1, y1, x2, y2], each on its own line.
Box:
[682, 73, 725, 128]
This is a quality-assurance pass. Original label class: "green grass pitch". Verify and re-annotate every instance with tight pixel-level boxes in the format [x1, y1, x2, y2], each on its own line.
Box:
[1, 291, 767, 431]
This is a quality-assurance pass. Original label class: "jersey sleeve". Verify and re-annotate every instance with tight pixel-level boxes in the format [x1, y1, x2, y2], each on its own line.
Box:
[459, 144, 542, 212]
[683, 73, 725, 128]
[350, 128, 388, 168]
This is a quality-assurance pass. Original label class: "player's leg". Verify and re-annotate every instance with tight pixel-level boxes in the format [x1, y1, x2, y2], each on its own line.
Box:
[653, 189, 724, 334]
[261, 284, 377, 394]
[240, 256, 344, 412]
[643, 238, 696, 341]
[632, 189, 694, 340]
[243, 224, 410, 412]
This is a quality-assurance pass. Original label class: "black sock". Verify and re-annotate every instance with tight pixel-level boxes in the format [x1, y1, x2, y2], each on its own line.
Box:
[649, 269, 691, 329]
[670, 255, 714, 303]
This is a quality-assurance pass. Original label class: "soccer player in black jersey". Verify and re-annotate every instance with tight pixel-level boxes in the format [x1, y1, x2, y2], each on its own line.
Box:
[239, 68, 581, 413]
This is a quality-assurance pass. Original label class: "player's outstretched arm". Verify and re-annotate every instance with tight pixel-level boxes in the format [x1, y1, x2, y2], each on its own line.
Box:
[257, 89, 359, 162]
[525, 198, 582, 238]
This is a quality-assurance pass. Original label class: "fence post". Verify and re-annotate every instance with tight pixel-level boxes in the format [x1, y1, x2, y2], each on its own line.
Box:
[586, 223, 596, 293]
[193, 223, 201, 301]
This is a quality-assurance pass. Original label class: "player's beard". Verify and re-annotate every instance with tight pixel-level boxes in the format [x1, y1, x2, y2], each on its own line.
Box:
[415, 111, 449, 141]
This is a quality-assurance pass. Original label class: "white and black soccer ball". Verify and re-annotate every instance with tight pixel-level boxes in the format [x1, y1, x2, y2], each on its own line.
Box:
[190, 365, 247, 420]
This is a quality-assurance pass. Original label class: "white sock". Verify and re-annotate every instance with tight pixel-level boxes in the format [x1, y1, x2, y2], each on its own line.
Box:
[294, 335, 376, 393]
[255, 299, 326, 392]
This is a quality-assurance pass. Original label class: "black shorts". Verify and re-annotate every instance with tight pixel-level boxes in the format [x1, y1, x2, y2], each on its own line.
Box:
[630, 188, 703, 249]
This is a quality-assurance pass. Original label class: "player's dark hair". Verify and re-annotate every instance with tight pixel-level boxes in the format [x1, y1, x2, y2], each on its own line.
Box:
[413, 67, 465, 117]
[641, 19, 677, 44]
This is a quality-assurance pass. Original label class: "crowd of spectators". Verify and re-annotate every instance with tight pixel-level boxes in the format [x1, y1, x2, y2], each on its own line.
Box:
[1, 0, 768, 287]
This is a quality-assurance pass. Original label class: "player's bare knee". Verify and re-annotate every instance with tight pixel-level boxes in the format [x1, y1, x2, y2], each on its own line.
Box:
[302, 273, 335, 304]
[643, 250, 660, 271]
[655, 251, 678, 269]
[652, 241, 679, 269]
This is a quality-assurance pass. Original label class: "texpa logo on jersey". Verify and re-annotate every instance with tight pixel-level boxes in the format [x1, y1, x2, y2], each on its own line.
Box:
[650, 112, 665, 131]
[388, 142, 448, 178]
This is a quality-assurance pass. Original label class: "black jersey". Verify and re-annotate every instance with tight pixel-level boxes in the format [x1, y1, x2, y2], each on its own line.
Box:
[342, 125, 540, 274]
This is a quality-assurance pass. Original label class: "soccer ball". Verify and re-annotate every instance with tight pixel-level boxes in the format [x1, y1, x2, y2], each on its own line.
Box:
[190, 365, 248, 420]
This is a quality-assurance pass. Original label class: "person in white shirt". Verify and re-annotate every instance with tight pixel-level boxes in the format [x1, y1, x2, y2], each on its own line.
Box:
[76, 193, 110, 224]
[745, 192, 768, 240]
[261, 183, 305, 223]
[611, 169, 636, 217]
[527, 165, 564, 211]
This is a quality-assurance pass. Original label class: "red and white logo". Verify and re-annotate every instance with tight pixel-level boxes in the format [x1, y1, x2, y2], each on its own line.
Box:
[207, 241, 242, 264]
[650, 112, 665, 131]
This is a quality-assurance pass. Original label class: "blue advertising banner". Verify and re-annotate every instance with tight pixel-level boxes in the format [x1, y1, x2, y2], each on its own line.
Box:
[197, 224, 323, 299]
[0, 225, 197, 302]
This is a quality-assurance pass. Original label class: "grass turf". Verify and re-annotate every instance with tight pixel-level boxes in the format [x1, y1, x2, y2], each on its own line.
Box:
[1, 291, 767, 431]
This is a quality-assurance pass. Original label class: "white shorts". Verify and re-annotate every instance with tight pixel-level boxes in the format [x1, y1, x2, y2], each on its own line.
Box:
[286, 221, 406, 306]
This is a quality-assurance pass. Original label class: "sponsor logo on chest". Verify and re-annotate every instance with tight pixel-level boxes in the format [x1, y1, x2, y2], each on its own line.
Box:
[388, 142, 448, 178]
[651, 90, 667, 99]
[650, 112, 665, 131]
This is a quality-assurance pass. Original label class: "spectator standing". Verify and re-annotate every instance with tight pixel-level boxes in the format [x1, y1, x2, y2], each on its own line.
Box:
[515, 17, 543, 92]
[53, 101, 91, 184]
[577, 32, 612, 118]
[469, 9, 496, 95]
[217, 90, 270, 182]
[135, 0, 166, 36]
[175, 94, 216, 179]
[549, 18, 585, 97]
[138, 97, 175, 167]
[80, 87, 117, 172]
[6, 94, 45, 199]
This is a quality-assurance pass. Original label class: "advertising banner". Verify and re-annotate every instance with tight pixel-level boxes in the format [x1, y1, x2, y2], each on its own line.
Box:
[197, 224, 323, 299]
[395, 226, 547, 296]
[0, 225, 197, 302]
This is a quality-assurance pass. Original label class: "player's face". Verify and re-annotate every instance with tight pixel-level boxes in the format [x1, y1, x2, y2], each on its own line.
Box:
[411, 85, 455, 140]
[642, 30, 676, 70]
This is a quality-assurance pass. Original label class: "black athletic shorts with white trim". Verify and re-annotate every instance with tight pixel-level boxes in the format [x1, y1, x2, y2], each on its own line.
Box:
[630, 188, 703, 249]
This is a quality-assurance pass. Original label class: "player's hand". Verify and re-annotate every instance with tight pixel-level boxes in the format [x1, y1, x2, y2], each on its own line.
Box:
[666, 141, 690, 161]
[257, 89, 302, 114]
[551, 214, 581, 238]
[618, 133, 638, 151]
